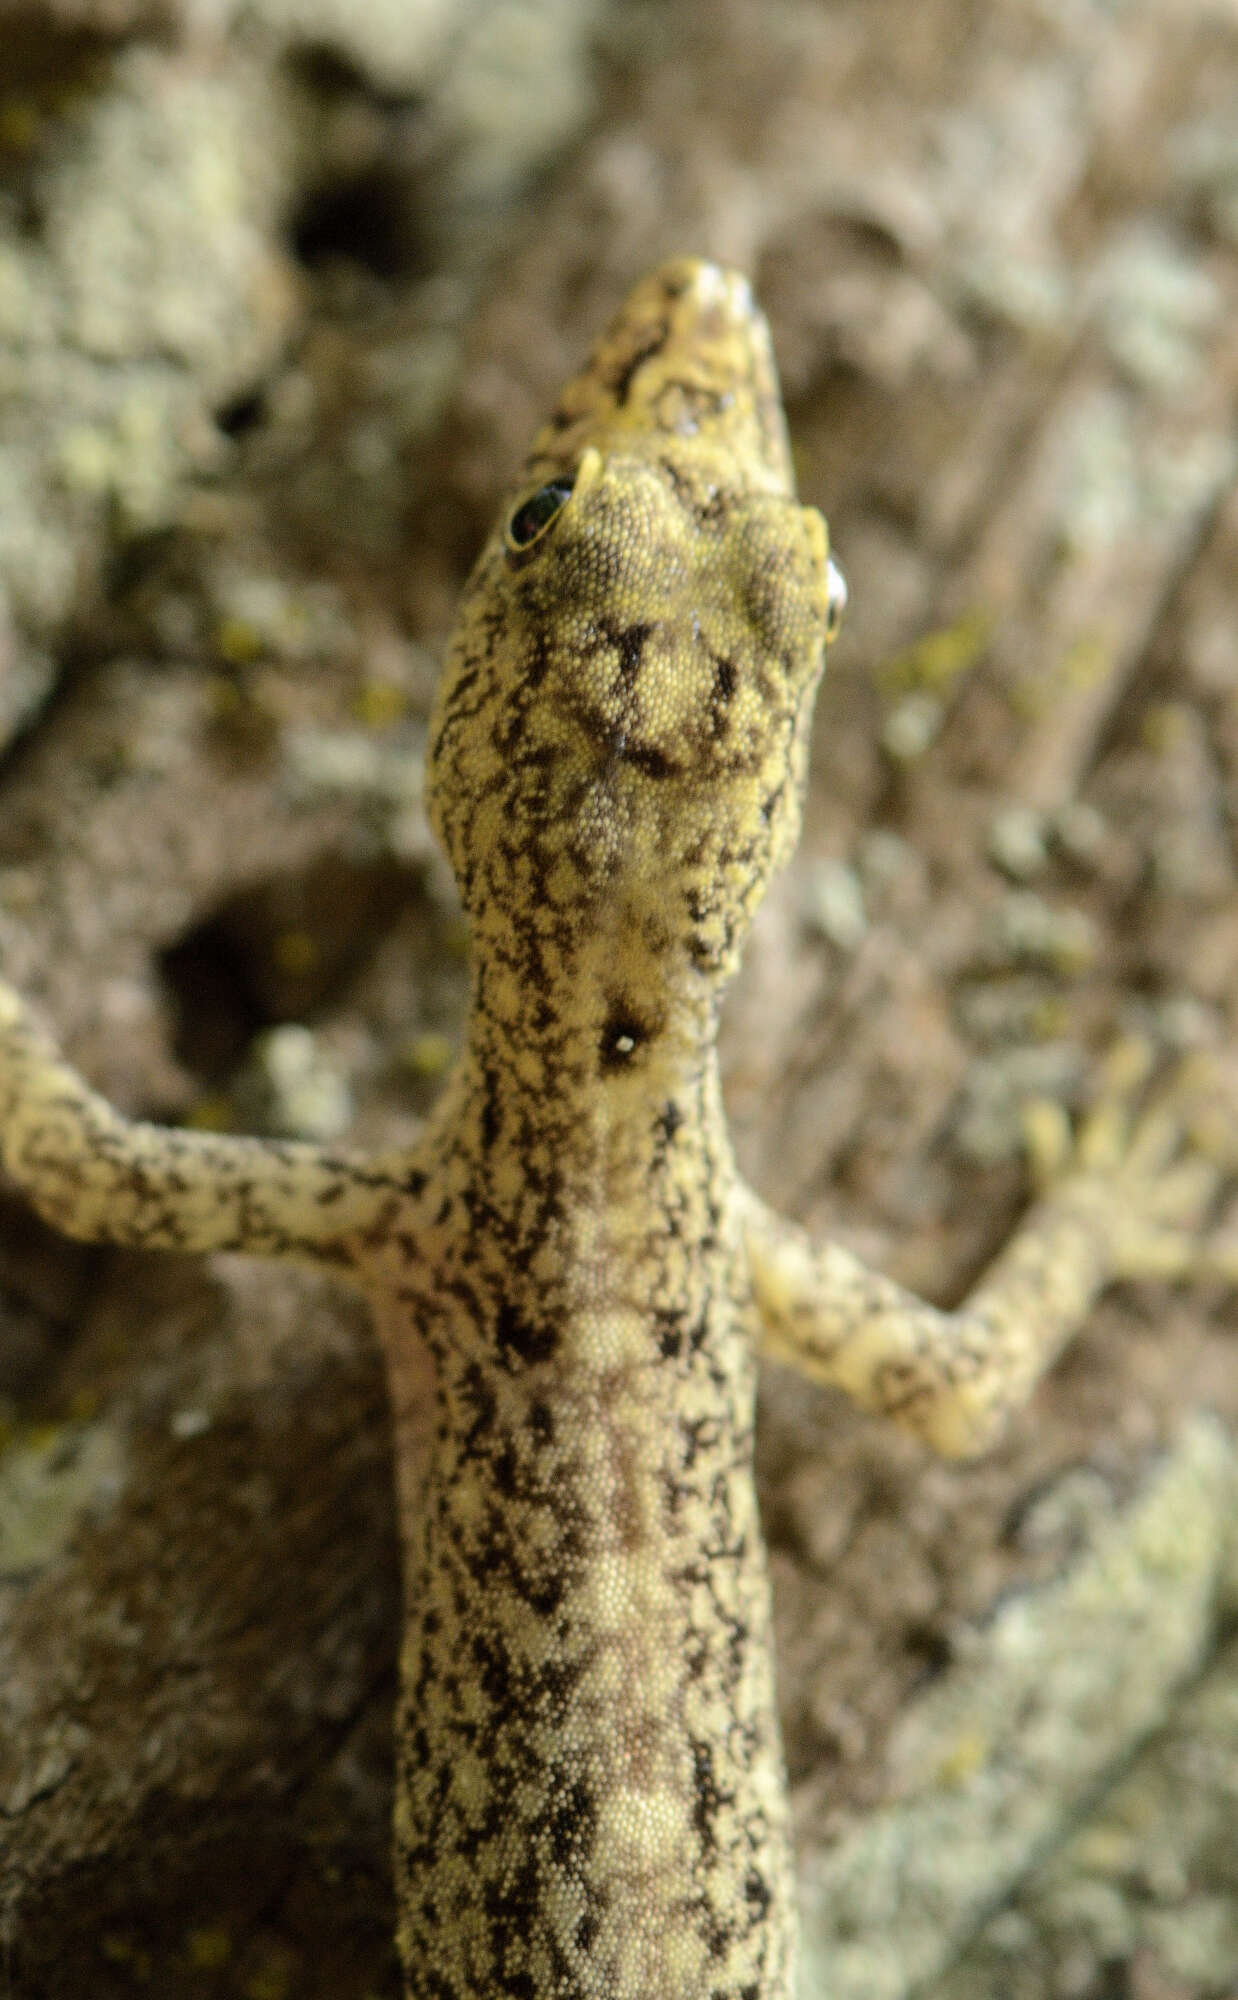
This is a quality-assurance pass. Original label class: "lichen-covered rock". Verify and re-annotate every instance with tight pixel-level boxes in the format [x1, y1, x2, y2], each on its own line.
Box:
[0, 45, 301, 744]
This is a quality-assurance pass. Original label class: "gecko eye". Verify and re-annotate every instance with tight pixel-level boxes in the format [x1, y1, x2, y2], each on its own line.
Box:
[825, 558, 847, 642]
[505, 477, 576, 555]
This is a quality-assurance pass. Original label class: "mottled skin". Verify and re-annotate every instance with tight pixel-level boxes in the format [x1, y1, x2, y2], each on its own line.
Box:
[0, 262, 1219, 1999]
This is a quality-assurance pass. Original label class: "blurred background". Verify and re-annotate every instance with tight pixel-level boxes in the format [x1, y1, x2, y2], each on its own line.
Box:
[1, 2, 1237, 1994]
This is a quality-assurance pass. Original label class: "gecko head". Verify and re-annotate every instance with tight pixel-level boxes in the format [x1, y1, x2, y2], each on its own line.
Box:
[428, 260, 845, 989]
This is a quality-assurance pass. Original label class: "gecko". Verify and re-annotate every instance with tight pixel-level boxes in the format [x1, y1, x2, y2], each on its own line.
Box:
[0, 259, 1221, 2000]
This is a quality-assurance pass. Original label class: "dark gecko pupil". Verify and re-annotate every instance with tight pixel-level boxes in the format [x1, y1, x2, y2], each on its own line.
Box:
[507, 477, 575, 550]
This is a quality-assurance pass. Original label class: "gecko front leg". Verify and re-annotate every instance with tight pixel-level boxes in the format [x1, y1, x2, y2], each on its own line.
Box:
[740, 1043, 1221, 1459]
[0, 979, 413, 1273]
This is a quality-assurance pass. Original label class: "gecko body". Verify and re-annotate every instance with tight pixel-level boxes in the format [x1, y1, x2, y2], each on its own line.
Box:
[381, 261, 832, 1996]
[0, 261, 1218, 2000]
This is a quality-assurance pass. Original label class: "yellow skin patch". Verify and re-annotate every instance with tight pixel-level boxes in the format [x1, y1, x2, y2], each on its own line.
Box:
[0, 261, 1219, 1999]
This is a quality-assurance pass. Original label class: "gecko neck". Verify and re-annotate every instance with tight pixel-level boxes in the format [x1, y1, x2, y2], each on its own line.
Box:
[453, 924, 733, 1213]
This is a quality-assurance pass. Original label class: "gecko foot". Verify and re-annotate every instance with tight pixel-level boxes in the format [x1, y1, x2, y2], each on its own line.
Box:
[1020, 1036, 1228, 1282]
